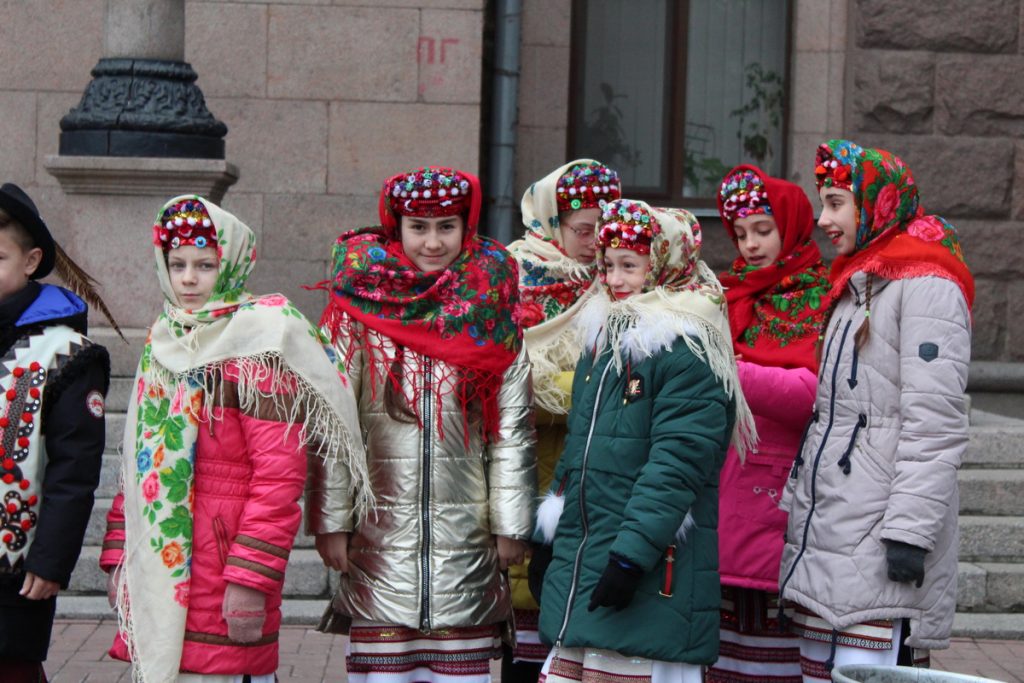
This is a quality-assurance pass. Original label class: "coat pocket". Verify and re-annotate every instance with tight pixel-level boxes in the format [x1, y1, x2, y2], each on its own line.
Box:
[852, 439, 894, 489]
[212, 516, 230, 566]
[732, 449, 792, 530]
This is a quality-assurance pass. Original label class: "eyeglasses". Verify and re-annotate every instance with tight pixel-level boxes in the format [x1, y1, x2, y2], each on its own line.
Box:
[563, 224, 596, 243]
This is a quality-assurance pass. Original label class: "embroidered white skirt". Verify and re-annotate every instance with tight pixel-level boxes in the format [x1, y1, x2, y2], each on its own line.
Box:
[539, 646, 702, 683]
[344, 619, 502, 683]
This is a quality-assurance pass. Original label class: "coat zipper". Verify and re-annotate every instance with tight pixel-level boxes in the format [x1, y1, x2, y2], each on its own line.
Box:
[555, 357, 614, 648]
[778, 318, 853, 611]
[419, 357, 433, 631]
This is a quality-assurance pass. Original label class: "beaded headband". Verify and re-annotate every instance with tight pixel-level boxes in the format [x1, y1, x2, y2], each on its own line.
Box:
[597, 199, 658, 255]
[153, 199, 217, 250]
[556, 162, 621, 213]
[385, 167, 472, 218]
[719, 169, 773, 224]
[815, 143, 853, 191]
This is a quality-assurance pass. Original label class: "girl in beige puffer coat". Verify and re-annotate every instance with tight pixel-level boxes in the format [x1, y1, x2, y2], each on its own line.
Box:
[778, 140, 974, 681]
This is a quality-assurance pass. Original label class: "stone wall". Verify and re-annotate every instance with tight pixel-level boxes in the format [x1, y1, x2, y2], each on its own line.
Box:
[846, 0, 1024, 360]
[512, 0, 571, 198]
[0, 0, 485, 327]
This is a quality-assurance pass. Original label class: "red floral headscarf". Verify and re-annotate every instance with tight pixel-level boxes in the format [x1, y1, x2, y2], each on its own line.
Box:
[716, 165, 831, 372]
[320, 167, 522, 442]
[815, 140, 974, 310]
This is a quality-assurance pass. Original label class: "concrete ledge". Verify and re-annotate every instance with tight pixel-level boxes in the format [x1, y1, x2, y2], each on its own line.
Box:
[969, 361, 1024, 392]
[44, 155, 239, 203]
[952, 612, 1024, 640]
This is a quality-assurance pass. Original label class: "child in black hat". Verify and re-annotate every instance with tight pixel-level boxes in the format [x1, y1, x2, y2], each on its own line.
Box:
[0, 182, 114, 682]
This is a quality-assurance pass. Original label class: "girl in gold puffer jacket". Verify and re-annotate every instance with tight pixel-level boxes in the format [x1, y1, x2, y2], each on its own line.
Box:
[310, 167, 537, 683]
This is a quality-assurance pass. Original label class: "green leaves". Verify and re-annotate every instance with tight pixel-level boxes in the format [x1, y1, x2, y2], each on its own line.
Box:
[160, 415, 188, 451]
[160, 458, 192, 503]
[159, 505, 193, 540]
[143, 396, 169, 427]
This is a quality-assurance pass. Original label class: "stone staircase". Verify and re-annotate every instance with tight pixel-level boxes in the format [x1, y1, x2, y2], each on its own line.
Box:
[56, 330, 1024, 637]
[951, 409, 1024, 639]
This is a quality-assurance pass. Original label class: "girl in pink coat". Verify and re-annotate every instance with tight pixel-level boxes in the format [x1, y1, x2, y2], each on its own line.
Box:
[708, 167, 831, 683]
[101, 196, 366, 682]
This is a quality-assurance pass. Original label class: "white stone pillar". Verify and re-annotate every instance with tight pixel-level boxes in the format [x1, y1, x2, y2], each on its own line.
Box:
[104, 0, 185, 61]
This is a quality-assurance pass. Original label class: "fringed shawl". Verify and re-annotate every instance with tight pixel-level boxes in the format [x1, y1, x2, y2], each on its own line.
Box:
[116, 195, 366, 683]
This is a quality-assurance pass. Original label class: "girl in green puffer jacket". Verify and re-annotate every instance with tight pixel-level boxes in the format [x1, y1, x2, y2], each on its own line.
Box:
[530, 200, 755, 683]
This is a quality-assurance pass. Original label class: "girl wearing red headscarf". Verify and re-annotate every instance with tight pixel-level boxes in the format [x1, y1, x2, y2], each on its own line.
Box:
[708, 166, 831, 683]
[311, 167, 537, 683]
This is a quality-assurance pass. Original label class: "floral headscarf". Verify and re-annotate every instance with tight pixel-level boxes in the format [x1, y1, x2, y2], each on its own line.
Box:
[815, 140, 974, 309]
[118, 195, 366, 683]
[578, 200, 756, 457]
[321, 169, 522, 442]
[509, 159, 620, 413]
[716, 165, 831, 373]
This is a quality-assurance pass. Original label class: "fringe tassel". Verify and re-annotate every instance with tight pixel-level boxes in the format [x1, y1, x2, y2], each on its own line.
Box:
[577, 291, 757, 460]
[145, 351, 372, 519]
[528, 323, 581, 416]
[323, 308, 505, 447]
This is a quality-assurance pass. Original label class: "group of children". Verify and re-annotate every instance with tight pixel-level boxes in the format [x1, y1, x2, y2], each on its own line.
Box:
[0, 137, 972, 683]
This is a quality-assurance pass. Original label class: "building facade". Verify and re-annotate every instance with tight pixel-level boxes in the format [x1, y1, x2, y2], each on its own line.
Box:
[1, 0, 1021, 360]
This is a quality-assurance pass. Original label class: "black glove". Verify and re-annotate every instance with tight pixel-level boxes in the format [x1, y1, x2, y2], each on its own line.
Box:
[587, 554, 643, 612]
[885, 540, 926, 588]
[528, 544, 553, 604]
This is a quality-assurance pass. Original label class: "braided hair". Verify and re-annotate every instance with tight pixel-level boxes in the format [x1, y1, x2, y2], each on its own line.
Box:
[816, 273, 873, 363]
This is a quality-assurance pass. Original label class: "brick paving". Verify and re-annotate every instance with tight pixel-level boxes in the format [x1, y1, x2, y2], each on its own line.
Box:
[41, 619, 1022, 682]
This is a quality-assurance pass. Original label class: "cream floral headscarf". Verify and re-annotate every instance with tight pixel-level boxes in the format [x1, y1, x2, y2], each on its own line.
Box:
[509, 159, 619, 413]
[116, 195, 367, 683]
[578, 200, 756, 457]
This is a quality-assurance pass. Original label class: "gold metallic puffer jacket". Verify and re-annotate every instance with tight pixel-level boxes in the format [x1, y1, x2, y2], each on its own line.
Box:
[308, 322, 537, 632]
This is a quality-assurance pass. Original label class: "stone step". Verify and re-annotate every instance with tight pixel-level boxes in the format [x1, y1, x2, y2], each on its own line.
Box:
[104, 412, 126, 453]
[952, 612, 1024, 640]
[91, 328, 148, 378]
[84, 498, 317, 550]
[68, 546, 335, 599]
[93, 458, 1024, 515]
[58, 597, 1024, 641]
[974, 563, 1024, 613]
[54, 557, 1024, 636]
[107, 377, 133, 412]
[959, 516, 1024, 563]
[51, 599, 1022, 639]
[959, 470, 1024, 516]
[963, 424, 1024, 469]
[97, 455, 121, 498]
[55, 595, 328, 625]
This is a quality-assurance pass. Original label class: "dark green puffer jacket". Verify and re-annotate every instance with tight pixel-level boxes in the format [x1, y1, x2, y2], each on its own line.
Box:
[537, 336, 734, 663]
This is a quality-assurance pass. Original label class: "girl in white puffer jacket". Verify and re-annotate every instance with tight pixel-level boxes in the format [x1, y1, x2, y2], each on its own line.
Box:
[778, 140, 974, 681]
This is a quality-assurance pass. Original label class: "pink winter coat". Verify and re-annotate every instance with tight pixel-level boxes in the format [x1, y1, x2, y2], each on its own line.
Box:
[101, 362, 307, 676]
[718, 359, 816, 591]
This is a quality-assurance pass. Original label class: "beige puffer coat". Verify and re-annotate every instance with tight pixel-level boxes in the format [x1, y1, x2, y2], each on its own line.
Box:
[308, 320, 537, 632]
[779, 272, 971, 650]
